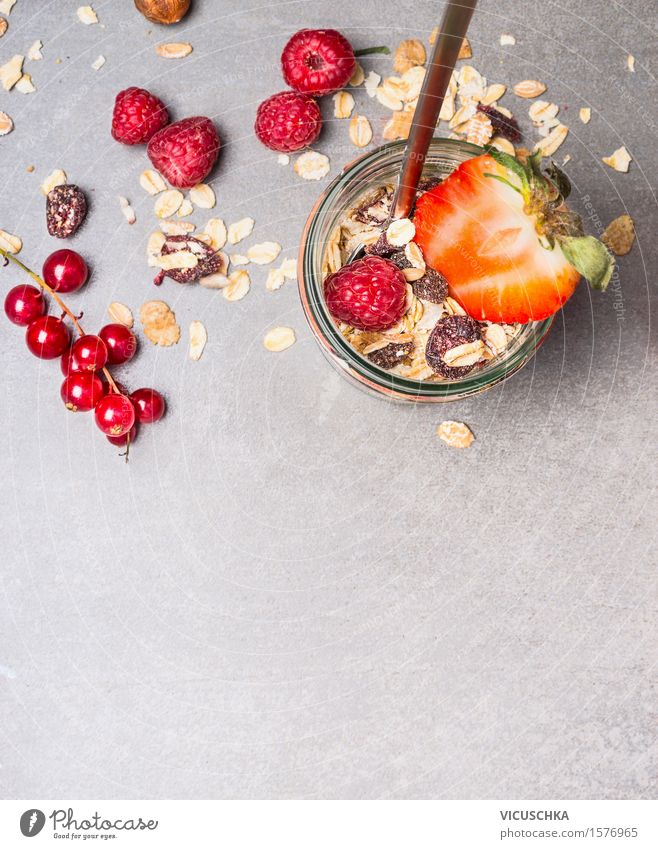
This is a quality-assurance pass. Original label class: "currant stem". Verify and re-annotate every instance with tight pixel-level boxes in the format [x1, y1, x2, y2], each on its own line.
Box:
[354, 46, 390, 56]
[0, 248, 121, 394]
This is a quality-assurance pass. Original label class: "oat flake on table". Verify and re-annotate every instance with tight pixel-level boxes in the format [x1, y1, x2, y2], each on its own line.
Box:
[437, 421, 474, 449]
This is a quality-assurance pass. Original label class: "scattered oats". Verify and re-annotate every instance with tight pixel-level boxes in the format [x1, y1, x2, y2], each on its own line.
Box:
[349, 61, 365, 87]
[76, 5, 98, 25]
[449, 101, 476, 131]
[528, 100, 559, 125]
[294, 150, 330, 181]
[386, 217, 415, 247]
[154, 188, 184, 218]
[490, 135, 516, 156]
[266, 267, 285, 291]
[500, 34, 516, 46]
[40, 168, 66, 195]
[383, 108, 414, 141]
[602, 145, 631, 172]
[0, 0, 15, 13]
[280, 258, 297, 280]
[534, 123, 568, 156]
[204, 217, 227, 250]
[154, 250, 198, 271]
[194, 232, 211, 245]
[199, 269, 230, 289]
[349, 114, 372, 147]
[443, 340, 485, 367]
[189, 183, 215, 209]
[91, 54, 105, 70]
[480, 82, 506, 106]
[277, 153, 290, 166]
[579, 107, 591, 124]
[601, 214, 635, 255]
[263, 326, 295, 352]
[513, 79, 546, 98]
[230, 253, 249, 265]
[333, 90, 355, 118]
[107, 302, 133, 328]
[437, 420, 474, 448]
[140, 300, 180, 347]
[444, 296, 466, 316]
[140, 168, 167, 195]
[439, 92, 455, 122]
[188, 320, 207, 361]
[247, 241, 281, 265]
[0, 19, 6, 38]
[227, 216, 254, 244]
[394, 39, 426, 74]
[364, 70, 381, 98]
[176, 197, 193, 217]
[483, 323, 508, 355]
[146, 230, 166, 256]
[495, 104, 513, 119]
[464, 112, 493, 146]
[160, 219, 194, 235]
[376, 86, 403, 111]
[0, 54, 24, 90]
[404, 241, 425, 270]
[15, 73, 35, 93]
[0, 229, 21, 253]
[381, 75, 410, 102]
[458, 37, 472, 59]
[118, 195, 136, 224]
[429, 26, 438, 44]
[27, 40, 43, 60]
[627, 54, 635, 73]
[223, 269, 250, 301]
[0, 110, 13, 135]
[155, 42, 192, 59]
[561, 154, 571, 165]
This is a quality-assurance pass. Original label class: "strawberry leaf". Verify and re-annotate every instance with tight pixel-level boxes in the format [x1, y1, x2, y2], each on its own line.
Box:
[483, 146, 529, 193]
[560, 236, 615, 291]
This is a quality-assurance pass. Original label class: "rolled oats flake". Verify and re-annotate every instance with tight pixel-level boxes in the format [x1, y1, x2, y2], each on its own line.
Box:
[0, 54, 24, 90]
[140, 169, 167, 195]
[534, 123, 568, 156]
[500, 34, 516, 46]
[579, 107, 591, 124]
[294, 150, 330, 181]
[160, 220, 194, 235]
[223, 269, 251, 301]
[189, 183, 215, 209]
[364, 71, 381, 98]
[155, 42, 193, 59]
[279, 258, 297, 280]
[349, 62, 365, 87]
[27, 40, 43, 60]
[602, 146, 631, 172]
[437, 420, 474, 448]
[204, 217, 227, 250]
[227, 217, 254, 244]
[188, 320, 207, 361]
[263, 326, 296, 352]
[246, 241, 281, 265]
[333, 90, 355, 118]
[230, 254, 249, 266]
[118, 195, 136, 224]
[394, 39, 426, 74]
[513, 79, 546, 98]
[154, 189, 184, 218]
[349, 114, 372, 147]
[266, 267, 285, 291]
[0, 229, 22, 253]
[108, 302, 133, 328]
[76, 5, 98, 25]
[386, 218, 415, 247]
[0, 110, 13, 135]
[140, 300, 180, 347]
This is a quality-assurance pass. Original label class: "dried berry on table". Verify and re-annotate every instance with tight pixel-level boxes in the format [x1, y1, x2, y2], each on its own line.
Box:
[153, 235, 225, 285]
[46, 184, 87, 238]
[425, 314, 484, 378]
[476, 104, 521, 143]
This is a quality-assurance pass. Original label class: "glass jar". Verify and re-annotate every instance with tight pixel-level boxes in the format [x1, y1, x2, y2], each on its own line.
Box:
[298, 138, 554, 402]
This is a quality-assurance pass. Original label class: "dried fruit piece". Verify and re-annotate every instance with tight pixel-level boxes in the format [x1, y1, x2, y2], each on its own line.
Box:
[476, 103, 520, 142]
[367, 339, 413, 369]
[140, 169, 167, 195]
[602, 146, 632, 172]
[223, 269, 250, 301]
[534, 123, 568, 157]
[411, 267, 448, 304]
[263, 326, 295, 352]
[76, 5, 98, 24]
[227, 217, 254, 244]
[513, 79, 546, 98]
[386, 218, 415, 247]
[108, 302, 134, 328]
[601, 214, 635, 256]
[189, 183, 215, 209]
[294, 150, 330, 181]
[579, 107, 591, 124]
[0, 229, 21, 253]
[135, 0, 190, 24]
[349, 114, 372, 148]
[333, 91, 354, 118]
[155, 42, 192, 59]
[0, 53, 23, 90]
[154, 235, 224, 284]
[46, 184, 87, 238]
[204, 218, 227, 250]
[247, 242, 281, 265]
[394, 39, 426, 74]
[0, 110, 13, 135]
[425, 315, 482, 378]
[188, 320, 207, 360]
[437, 420, 474, 448]
[154, 189, 184, 218]
[140, 299, 180, 346]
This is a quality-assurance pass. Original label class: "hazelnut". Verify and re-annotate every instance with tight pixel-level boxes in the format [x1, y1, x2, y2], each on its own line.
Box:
[134, 0, 191, 25]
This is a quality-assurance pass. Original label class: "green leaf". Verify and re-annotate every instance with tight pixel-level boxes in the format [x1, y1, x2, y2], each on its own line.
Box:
[354, 46, 390, 56]
[560, 236, 615, 291]
[483, 172, 523, 195]
[483, 145, 529, 194]
[544, 161, 571, 202]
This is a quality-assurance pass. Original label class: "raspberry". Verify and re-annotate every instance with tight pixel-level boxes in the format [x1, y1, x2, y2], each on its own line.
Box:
[281, 29, 356, 97]
[255, 91, 322, 153]
[111, 87, 169, 145]
[425, 315, 482, 378]
[147, 117, 221, 189]
[324, 256, 407, 331]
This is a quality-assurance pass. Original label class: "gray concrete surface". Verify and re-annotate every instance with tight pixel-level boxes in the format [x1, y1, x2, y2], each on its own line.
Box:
[0, 0, 656, 800]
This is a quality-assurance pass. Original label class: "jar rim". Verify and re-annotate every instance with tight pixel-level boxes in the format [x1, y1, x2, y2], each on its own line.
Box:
[298, 138, 554, 401]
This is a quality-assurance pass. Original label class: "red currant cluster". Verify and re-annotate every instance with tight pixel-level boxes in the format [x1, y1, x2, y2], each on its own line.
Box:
[2, 247, 165, 456]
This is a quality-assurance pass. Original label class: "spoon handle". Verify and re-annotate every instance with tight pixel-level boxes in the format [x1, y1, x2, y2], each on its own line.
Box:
[391, 0, 478, 220]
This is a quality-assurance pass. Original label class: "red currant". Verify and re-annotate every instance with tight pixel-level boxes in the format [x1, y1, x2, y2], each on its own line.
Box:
[25, 315, 70, 359]
[60, 346, 83, 376]
[130, 388, 166, 424]
[107, 423, 138, 447]
[61, 372, 105, 412]
[4, 284, 46, 326]
[42, 249, 88, 294]
[94, 392, 135, 437]
[71, 334, 108, 372]
[99, 323, 137, 365]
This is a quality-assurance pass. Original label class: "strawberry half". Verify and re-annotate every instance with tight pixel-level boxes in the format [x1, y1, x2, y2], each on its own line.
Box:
[414, 151, 614, 323]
